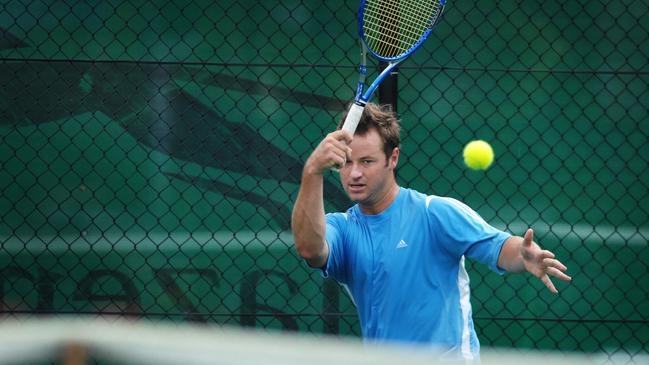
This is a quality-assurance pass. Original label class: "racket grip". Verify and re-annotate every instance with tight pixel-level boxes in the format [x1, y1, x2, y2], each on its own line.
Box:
[332, 102, 365, 172]
[341, 102, 365, 136]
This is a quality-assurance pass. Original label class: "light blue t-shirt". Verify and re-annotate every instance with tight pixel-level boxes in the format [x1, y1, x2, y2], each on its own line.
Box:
[323, 187, 510, 360]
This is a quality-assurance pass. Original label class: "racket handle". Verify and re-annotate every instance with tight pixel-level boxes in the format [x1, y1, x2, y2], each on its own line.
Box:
[332, 102, 365, 172]
[341, 102, 365, 136]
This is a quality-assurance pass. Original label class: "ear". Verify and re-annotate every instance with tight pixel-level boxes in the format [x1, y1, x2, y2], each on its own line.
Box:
[389, 147, 399, 169]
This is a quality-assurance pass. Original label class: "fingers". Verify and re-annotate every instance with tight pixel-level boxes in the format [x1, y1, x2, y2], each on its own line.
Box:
[329, 130, 352, 156]
[536, 256, 572, 294]
[546, 267, 572, 282]
[539, 250, 556, 262]
[336, 129, 353, 145]
[523, 228, 534, 247]
[542, 257, 572, 282]
[540, 274, 558, 294]
[330, 130, 353, 167]
[521, 228, 572, 293]
[542, 257, 564, 271]
[309, 130, 353, 172]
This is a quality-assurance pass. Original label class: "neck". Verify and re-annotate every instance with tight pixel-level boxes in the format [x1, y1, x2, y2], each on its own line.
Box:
[360, 183, 400, 215]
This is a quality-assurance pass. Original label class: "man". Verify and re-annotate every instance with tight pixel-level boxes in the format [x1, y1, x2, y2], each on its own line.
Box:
[291, 103, 571, 360]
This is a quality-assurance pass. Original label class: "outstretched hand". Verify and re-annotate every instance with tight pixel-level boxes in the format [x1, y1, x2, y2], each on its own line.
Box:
[521, 228, 572, 294]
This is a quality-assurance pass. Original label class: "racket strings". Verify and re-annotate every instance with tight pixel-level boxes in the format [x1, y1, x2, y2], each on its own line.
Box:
[363, 0, 443, 58]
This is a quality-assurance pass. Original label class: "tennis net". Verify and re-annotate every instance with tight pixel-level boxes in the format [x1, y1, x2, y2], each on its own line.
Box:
[0, 317, 635, 365]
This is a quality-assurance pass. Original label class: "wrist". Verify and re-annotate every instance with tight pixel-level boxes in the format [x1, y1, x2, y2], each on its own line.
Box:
[303, 159, 325, 177]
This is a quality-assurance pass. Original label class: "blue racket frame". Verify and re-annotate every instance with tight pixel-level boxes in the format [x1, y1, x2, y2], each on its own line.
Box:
[353, 0, 447, 104]
[339, 0, 447, 141]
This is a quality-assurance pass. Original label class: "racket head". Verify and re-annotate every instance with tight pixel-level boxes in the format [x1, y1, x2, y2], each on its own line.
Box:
[359, 0, 446, 61]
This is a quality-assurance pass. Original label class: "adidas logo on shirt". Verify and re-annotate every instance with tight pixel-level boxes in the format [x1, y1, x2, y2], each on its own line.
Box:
[396, 239, 408, 249]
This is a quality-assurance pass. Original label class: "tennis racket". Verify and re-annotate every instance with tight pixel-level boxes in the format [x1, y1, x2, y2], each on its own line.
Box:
[341, 0, 447, 135]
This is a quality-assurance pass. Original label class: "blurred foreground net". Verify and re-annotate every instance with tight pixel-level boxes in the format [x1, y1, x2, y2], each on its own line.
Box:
[0, 317, 643, 365]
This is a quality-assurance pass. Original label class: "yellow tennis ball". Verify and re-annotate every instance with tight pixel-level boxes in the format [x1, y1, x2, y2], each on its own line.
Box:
[463, 140, 494, 170]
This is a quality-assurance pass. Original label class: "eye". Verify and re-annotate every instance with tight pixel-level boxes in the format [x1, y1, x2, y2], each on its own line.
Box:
[362, 159, 374, 165]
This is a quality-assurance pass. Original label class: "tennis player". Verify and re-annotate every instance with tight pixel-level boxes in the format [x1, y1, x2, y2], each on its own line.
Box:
[291, 103, 572, 360]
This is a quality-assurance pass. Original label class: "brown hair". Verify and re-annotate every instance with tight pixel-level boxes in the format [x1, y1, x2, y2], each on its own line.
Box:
[337, 103, 401, 161]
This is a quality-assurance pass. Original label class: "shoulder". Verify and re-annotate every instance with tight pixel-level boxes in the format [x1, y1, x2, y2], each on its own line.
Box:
[395, 188, 456, 215]
[397, 188, 458, 212]
[325, 211, 349, 227]
[425, 195, 488, 225]
[325, 205, 359, 227]
[398, 187, 429, 207]
[425, 195, 462, 210]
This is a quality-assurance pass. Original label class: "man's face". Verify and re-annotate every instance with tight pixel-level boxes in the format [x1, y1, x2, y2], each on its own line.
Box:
[340, 128, 398, 210]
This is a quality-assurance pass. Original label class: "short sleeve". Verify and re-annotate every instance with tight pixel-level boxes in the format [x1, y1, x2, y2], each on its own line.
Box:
[323, 212, 349, 282]
[427, 196, 510, 274]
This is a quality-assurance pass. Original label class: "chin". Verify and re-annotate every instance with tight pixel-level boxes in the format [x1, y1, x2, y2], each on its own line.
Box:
[345, 191, 365, 203]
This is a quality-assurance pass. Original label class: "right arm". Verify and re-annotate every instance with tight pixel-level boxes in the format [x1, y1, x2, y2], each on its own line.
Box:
[291, 130, 352, 268]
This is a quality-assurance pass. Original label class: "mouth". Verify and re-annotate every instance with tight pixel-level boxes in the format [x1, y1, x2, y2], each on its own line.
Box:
[347, 183, 366, 193]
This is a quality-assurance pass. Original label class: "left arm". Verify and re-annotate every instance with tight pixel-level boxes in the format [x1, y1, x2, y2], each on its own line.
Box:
[498, 228, 572, 294]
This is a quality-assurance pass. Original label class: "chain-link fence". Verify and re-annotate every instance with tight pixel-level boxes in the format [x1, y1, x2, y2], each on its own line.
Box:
[1, 0, 648, 361]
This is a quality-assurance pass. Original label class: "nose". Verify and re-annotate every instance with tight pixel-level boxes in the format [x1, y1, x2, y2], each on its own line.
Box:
[349, 162, 363, 179]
